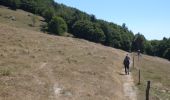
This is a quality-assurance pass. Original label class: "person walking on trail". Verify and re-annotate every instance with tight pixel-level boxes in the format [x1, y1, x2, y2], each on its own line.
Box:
[123, 54, 130, 75]
[137, 49, 140, 56]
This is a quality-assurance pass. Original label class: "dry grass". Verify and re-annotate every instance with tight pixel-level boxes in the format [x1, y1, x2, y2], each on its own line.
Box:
[0, 23, 128, 100]
[131, 53, 170, 100]
[1, 6, 170, 100]
[0, 6, 46, 32]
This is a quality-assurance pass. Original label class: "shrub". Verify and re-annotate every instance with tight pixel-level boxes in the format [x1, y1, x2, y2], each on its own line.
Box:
[163, 48, 170, 60]
[42, 7, 55, 22]
[48, 16, 68, 36]
[8, 0, 21, 10]
[72, 20, 105, 43]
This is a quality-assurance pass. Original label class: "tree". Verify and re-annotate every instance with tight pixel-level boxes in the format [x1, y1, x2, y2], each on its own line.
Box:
[43, 7, 55, 22]
[150, 40, 160, 56]
[156, 37, 170, 57]
[90, 14, 97, 22]
[48, 16, 68, 36]
[122, 23, 128, 32]
[163, 48, 170, 60]
[121, 34, 131, 51]
[145, 41, 153, 55]
[8, 0, 20, 10]
[132, 33, 146, 53]
[72, 20, 105, 43]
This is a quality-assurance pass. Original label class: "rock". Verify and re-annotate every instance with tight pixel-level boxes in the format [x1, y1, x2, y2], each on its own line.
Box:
[11, 16, 16, 21]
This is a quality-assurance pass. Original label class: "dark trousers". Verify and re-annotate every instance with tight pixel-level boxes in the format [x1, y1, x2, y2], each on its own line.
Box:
[124, 65, 129, 74]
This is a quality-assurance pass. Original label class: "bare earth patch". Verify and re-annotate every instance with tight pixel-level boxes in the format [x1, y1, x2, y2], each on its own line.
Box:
[121, 57, 137, 100]
[122, 70, 137, 100]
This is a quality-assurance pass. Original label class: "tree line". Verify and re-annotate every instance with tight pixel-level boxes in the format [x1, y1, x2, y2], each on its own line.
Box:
[0, 0, 169, 60]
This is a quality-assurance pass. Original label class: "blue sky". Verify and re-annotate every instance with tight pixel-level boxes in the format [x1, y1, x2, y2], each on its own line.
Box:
[55, 0, 170, 40]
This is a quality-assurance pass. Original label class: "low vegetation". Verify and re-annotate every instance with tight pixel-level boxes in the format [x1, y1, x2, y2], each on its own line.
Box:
[72, 20, 105, 43]
[48, 16, 67, 36]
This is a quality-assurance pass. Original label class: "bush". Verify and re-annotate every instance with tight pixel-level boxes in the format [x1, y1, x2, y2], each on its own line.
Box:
[72, 20, 105, 43]
[9, 0, 21, 10]
[42, 7, 55, 22]
[48, 16, 68, 36]
[163, 48, 170, 60]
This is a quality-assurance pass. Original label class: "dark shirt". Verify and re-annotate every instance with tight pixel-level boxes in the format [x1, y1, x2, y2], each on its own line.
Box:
[123, 56, 130, 65]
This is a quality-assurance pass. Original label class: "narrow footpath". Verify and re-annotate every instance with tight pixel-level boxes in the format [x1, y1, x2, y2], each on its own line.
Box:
[122, 61, 138, 100]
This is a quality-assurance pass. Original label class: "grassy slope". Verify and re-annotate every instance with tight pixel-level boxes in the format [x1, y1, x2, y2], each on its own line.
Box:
[0, 23, 128, 100]
[132, 54, 170, 100]
[0, 6, 45, 32]
[0, 6, 170, 100]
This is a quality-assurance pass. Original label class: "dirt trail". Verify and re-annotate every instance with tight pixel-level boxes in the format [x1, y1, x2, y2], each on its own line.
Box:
[38, 62, 63, 100]
[122, 59, 137, 100]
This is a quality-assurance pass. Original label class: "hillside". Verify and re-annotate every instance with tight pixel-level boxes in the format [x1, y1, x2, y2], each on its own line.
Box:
[1, 1, 169, 60]
[0, 6, 45, 32]
[132, 54, 170, 100]
[0, 23, 129, 100]
[0, 6, 170, 100]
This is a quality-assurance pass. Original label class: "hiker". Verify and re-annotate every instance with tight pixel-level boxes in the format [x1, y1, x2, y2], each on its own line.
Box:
[137, 49, 140, 56]
[137, 49, 141, 61]
[123, 54, 130, 75]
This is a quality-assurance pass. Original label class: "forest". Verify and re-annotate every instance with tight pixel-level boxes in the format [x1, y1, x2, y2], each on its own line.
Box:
[0, 0, 169, 60]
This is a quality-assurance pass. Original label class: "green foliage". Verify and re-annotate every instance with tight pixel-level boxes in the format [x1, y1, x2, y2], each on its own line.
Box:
[163, 48, 170, 60]
[120, 34, 131, 51]
[48, 16, 68, 36]
[150, 40, 160, 56]
[72, 20, 105, 43]
[2, 0, 21, 10]
[98, 21, 121, 48]
[0, 0, 134, 51]
[42, 7, 55, 22]
[122, 23, 128, 31]
[145, 41, 153, 55]
[146, 38, 170, 59]
[132, 33, 146, 53]
[57, 7, 91, 33]
[157, 37, 170, 57]
[90, 14, 97, 22]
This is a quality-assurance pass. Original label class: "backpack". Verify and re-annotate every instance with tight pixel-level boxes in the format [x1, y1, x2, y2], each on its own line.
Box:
[124, 56, 130, 65]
